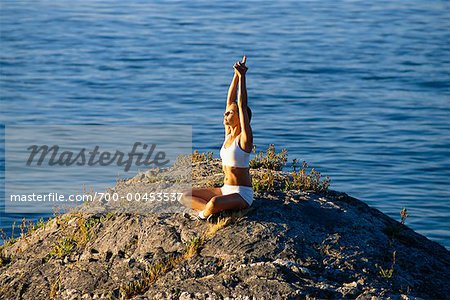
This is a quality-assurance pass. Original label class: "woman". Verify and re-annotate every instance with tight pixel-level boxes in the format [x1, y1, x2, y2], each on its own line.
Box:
[181, 56, 253, 220]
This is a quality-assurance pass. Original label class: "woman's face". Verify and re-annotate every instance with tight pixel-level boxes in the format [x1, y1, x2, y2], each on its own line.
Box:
[224, 103, 239, 126]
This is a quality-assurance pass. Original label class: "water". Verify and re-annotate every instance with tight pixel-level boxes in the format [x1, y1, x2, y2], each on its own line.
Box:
[1, 0, 449, 249]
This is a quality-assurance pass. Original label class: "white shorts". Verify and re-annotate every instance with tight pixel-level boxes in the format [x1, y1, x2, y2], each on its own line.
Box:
[220, 184, 254, 206]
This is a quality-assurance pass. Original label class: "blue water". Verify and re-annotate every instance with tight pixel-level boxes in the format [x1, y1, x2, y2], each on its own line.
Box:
[1, 0, 449, 249]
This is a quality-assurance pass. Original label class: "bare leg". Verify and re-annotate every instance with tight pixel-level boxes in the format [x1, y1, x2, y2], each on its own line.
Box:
[202, 193, 249, 217]
[181, 187, 222, 211]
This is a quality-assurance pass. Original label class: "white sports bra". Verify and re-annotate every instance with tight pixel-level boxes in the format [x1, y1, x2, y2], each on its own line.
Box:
[220, 133, 250, 168]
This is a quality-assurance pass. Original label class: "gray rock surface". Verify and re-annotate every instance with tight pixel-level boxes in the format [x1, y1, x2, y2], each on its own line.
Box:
[1, 159, 449, 299]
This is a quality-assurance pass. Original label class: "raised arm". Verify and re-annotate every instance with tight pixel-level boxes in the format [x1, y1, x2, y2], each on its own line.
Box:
[234, 57, 253, 152]
[238, 71, 248, 108]
[227, 56, 246, 107]
[226, 72, 239, 107]
[224, 72, 239, 137]
[225, 56, 246, 136]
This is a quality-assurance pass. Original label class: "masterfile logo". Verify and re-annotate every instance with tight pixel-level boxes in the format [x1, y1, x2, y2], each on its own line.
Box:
[26, 142, 170, 172]
[4, 125, 192, 214]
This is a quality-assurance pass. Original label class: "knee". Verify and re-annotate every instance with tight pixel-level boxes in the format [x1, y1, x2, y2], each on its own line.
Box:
[208, 196, 218, 206]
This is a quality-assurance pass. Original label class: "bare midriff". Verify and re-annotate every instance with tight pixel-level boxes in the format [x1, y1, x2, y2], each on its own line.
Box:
[222, 165, 252, 187]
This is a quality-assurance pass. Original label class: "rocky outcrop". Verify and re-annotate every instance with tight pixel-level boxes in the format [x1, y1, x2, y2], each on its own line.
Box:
[1, 158, 449, 299]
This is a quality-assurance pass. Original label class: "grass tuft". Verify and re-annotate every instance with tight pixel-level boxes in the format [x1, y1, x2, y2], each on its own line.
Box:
[252, 169, 275, 192]
[375, 250, 396, 279]
[284, 159, 331, 193]
[205, 216, 232, 238]
[249, 146, 331, 194]
[400, 207, 409, 225]
[184, 235, 205, 259]
[250, 144, 288, 170]
[49, 275, 61, 299]
[191, 150, 213, 163]
[49, 237, 77, 259]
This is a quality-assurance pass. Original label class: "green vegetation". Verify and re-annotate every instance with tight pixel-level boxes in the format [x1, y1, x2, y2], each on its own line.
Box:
[184, 235, 205, 258]
[400, 207, 409, 225]
[285, 159, 331, 193]
[0, 216, 54, 250]
[375, 250, 396, 279]
[49, 237, 77, 259]
[250, 144, 288, 170]
[0, 228, 18, 249]
[72, 216, 100, 249]
[378, 207, 409, 282]
[32, 217, 47, 231]
[191, 150, 213, 163]
[252, 170, 275, 192]
[48, 212, 115, 260]
[249, 145, 331, 193]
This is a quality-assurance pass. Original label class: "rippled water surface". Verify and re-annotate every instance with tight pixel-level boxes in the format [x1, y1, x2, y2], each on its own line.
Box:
[1, 0, 449, 248]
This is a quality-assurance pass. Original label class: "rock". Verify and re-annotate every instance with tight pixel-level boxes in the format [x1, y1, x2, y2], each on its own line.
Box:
[0, 158, 449, 299]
